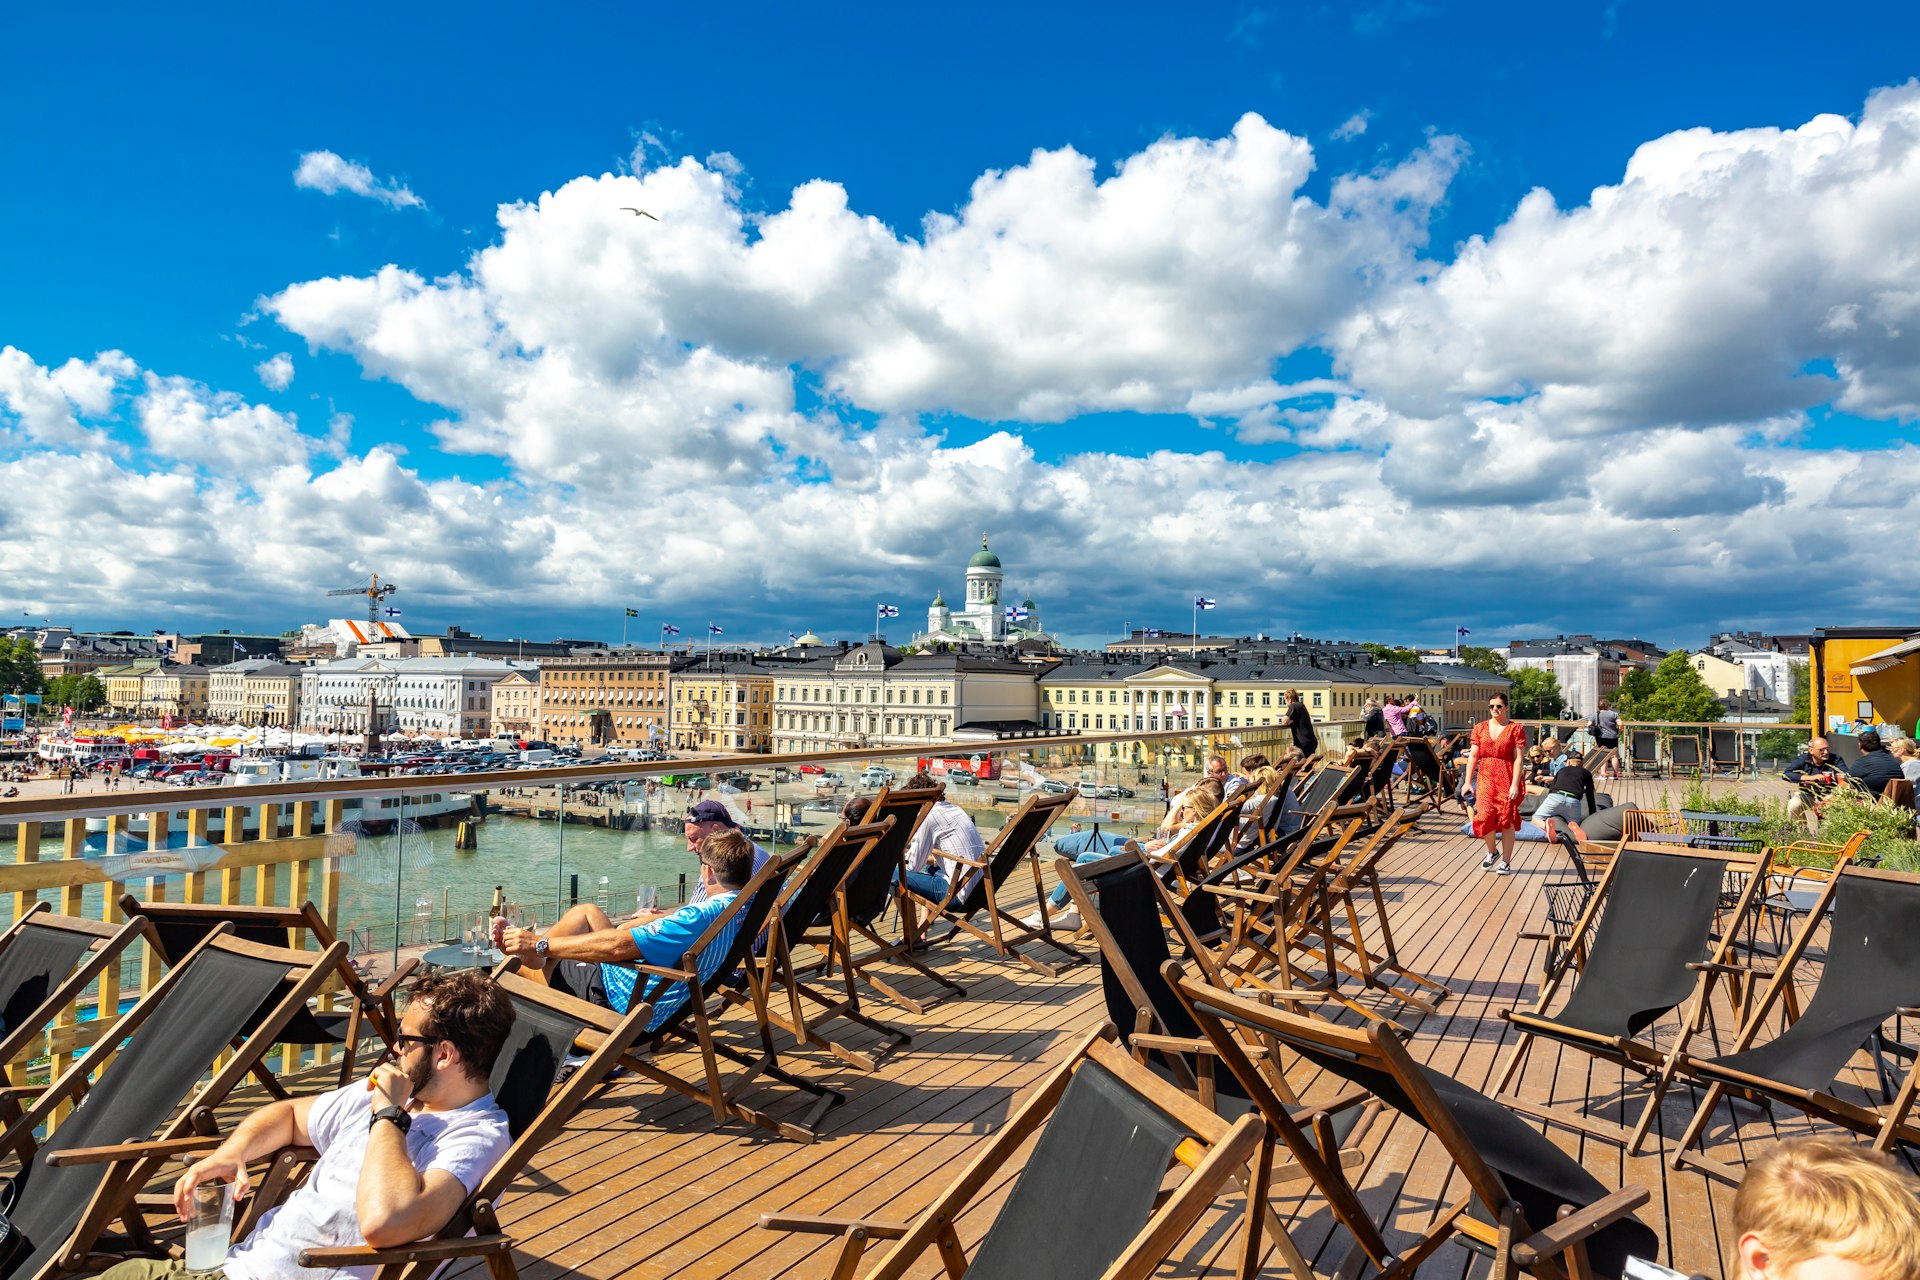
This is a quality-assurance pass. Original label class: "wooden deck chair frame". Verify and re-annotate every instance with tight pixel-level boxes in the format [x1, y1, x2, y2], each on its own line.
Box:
[118, 892, 417, 1094]
[1060, 847, 1386, 1166]
[758, 1024, 1288, 1280]
[283, 967, 661, 1279]
[1665, 859, 1920, 1183]
[0, 905, 157, 1162]
[1396, 735, 1467, 816]
[830, 783, 965, 1014]
[4, 928, 345, 1279]
[904, 789, 1086, 977]
[732, 816, 910, 1072]
[1491, 841, 1773, 1153]
[1281, 802, 1451, 1024]
[1214, 799, 1373, 994]
[1626, 728, 1662, 777]
[1144, 794, 1243, 896]
[1707, 727, 1742, 776]
[1166, 963, 1658, 1280]
[1667, 734, 1704, 778]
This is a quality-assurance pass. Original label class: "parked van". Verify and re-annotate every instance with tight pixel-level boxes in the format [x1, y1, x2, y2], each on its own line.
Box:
[519, 748, 556, 766]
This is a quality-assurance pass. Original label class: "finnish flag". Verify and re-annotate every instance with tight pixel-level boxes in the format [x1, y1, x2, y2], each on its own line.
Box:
[1194, 596, 1217, 610]
[877, 604, 900, 618]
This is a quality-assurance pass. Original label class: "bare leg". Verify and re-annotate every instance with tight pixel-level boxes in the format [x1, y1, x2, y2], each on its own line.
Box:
[1499, 828, 1517, 864]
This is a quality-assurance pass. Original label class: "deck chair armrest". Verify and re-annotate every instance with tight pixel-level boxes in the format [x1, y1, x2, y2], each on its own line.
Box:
[940, 851, 991, 870]
[1203, 884, 1282, 905]
[1894, 1007, 1920, 1021]
[1128, 1032, 1265, 1060]
[758, 1212, 910, 1239]
[1315, 1086, 1374, 1116]
[47, 1133, 225, 1166]
[628, 961, 697, 982]
[1516, 930, 1573, 943]
[1687, 960, 1765, 978]
[367, 956, 420, 999]
[1510, 1186, 1653, 1267]
[299, 1235, 513, 1268]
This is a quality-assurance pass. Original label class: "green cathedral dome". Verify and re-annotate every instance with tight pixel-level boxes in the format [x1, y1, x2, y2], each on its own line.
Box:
[967, 534, 1002, 570]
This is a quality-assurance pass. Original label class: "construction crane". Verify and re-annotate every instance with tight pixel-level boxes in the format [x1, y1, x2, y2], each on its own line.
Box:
[325, 573, 400, 628]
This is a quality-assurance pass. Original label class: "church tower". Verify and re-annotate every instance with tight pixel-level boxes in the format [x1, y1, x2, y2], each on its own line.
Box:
[927, 589, 951, 636]
[965, 535, 1004, 641]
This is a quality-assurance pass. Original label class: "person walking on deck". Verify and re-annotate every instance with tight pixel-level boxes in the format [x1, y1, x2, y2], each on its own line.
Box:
[1460, 693, 1526, 875]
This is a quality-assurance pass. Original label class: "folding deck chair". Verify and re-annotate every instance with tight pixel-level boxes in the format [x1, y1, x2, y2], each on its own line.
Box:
[758, 1024, 1280, 1280]
[614, 846, 848, 1142]
[1667, 734, 1703, 778]
[1396, 735, 1465, 815]
[1144, 795, 1242, 895]
[836, 784, 966, 1013]
[904, 789, 1085, 976]
[1668, 864, 1920, 1179]
[734, 816, 911, 1072]
[0, 929, 343, 1280]
[1281, 803, 1451, 1024]
[1275, 764, 1356, 838]
[1491, 842, 1772, 1153]
[1626, 728, 1662, 777]
[1167, 966, 1662, 1280]
[1707, 726, 1742, 776]
[278, 968, 660, 1279]
[119, 893, 415, 1093]
[0, 905, 154, 1158]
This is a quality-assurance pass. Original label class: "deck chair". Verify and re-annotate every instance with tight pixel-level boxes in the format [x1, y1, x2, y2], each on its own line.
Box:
[1276, 764, 1356, 837]
[836, 784, 965, 1014]
[1167, 966, 1661, 1280]
[615, 847, 847, 1142]
[1626, 728, 1661, 777]
[1667, 735, 1703, 778]
[278, 968, 659, 1279]
[735, 817, 910, 1071]
[1146, 795, 1242, 895]
[1491, 842, 1772, 1152]
[758, 1024, 1278, 1280]
[1356, 742, 1402, 819]
[1397, 735, 1465, 815]
[118, 893, 415, 1094]
[905, 789, 1085, 976]
[0, 929, 342, 1280]
[1282, 803, 1451, 1024]
[0, 906, 155, 1159]
[1707, 727, 1741, 776]
[1668, 864, 1920, 1178]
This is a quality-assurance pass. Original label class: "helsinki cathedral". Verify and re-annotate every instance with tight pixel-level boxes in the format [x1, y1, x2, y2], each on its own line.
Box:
[915, 536, 1048, 647]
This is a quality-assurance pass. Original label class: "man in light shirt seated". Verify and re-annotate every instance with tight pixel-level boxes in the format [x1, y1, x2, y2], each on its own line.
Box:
[896, 772, 984, 905]
[97, 970, 516, 1280]
[498, 831, 756, 1035]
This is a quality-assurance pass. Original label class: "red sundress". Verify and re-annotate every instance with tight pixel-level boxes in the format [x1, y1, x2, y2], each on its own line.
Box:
[1470, 719, 1527, 838]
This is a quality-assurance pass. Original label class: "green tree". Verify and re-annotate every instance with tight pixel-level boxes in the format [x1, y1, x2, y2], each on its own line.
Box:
[1457, 646, 1508, 675]
[1627, 651, 1726, 723]
[1508, 667, 1565, 719]
[46, 673, 105, 712]
[1363, 642, 1420, 665]
[1612, 667, 1657, 715]
[0, 638, 45, 703]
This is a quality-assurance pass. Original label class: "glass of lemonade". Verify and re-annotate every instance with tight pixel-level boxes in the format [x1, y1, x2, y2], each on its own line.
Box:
[185, 1180, 234, 1273]
[635, 884, 658, 915]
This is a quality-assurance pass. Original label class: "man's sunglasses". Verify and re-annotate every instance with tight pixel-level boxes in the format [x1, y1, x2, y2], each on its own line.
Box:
[392, 1033, 441, 1052]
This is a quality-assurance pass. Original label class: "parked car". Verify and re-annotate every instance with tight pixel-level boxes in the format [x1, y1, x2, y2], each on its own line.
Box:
[796, 764, 825, 775]
[1038, 780, 1074, 796]
[717, 772, 761, 791]
[945, 770, 979, 787]
[859, 766, 895, 786]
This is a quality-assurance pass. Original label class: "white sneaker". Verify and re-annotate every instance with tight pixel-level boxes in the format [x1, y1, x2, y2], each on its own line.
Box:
[1492, 861, 1513, 876]
[1048, 906, 1082, 932]
[1480, 852, 1498, 870]
[1018, 911, 1047, 931]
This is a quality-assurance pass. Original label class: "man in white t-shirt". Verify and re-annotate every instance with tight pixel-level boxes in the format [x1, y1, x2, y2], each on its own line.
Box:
[898, 773, 985, 904]
[96, 970, 515, 1280]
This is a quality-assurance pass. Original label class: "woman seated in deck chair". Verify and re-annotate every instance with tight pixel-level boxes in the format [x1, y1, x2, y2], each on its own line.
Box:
[98, 971, 515, 1280]
[1128, 776, 1224, 857]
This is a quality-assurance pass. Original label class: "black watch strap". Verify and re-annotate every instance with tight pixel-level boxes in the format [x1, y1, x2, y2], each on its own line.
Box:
[371, 1105, 412, 1134]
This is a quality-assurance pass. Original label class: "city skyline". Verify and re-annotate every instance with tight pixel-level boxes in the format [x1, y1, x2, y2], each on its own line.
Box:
[5, 4, 1919, 645]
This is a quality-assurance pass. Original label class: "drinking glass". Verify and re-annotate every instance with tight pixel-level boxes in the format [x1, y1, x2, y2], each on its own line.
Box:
[184, 1180, 234, 1273]
[635, 884, 659, 915]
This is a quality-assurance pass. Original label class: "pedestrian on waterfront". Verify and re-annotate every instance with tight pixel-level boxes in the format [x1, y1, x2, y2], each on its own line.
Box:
[1589, 698, 1621, 780]
[1460, 693, 1526, 875]
[1362, 698, 1387, 740]
[1282, 689, 1319, 758]
[1728, 1137, 1920, 1280]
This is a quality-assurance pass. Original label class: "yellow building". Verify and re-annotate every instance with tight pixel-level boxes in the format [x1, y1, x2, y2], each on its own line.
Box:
[489, 670, 542, 738]
[99, 663, 159, 714]
[536, 649, 671, 747]
[1813, 626, 1920, 734]
[140, 664, 210, 721]
[671, 662, 776, 753]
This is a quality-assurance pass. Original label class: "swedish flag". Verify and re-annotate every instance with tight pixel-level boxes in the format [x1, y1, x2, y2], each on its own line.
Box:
[625, 608, 639, 618]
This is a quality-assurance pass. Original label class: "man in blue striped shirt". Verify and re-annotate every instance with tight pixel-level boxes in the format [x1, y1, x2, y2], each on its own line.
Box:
[498, 831, 754, 1032]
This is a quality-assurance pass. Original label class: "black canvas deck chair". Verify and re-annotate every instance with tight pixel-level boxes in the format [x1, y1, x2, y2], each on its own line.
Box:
[1491, 842, 1771, 1153]
[1397, 735, 1465, 815]
[1627, 728, 1662, 777]
[1276, 764, 1355, 837]
[118, 893, 415, 1094]
[611, 847, 846, 1141]
[0, 905, 154, 1159]
[1356, 741, 1402, 820]
[1282, 803, 1451, 1024]
[733, 816, 910, 1072]
[1667, 734, 1703, 777]
[276, 968, 659, 1278]
[1167, 966, 1661, 1280]
[834, 783, 965, 1014]
[0, 929, 342, 1280]
[758, 1024, 1277, 1280]
[1707, 727, 1741, 775]
[1667, 864, 1920, 1179]
[1146, 795, 1243, 895]
[905, 789, 1085, 977]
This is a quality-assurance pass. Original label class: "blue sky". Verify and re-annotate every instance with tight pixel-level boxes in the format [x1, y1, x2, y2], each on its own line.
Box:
[4, 2, 1919, 650]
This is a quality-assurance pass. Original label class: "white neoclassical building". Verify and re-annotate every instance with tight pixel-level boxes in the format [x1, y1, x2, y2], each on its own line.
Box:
[299, 656, 535, 737]
[917, 535, 1047, 647]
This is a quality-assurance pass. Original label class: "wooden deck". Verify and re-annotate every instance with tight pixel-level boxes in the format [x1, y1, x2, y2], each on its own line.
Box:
[232, 772, 1851, 1278]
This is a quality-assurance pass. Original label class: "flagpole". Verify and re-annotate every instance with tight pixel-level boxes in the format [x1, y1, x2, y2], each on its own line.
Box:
[1191, 595, 1198, 656]
[622, 610, 628, 647]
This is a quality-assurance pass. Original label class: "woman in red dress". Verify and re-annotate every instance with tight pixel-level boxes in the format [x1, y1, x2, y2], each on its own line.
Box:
[1461, 693, 1527, 874]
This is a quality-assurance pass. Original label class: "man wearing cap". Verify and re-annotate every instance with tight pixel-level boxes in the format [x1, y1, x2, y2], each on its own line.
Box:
[684, 798, 771, 904]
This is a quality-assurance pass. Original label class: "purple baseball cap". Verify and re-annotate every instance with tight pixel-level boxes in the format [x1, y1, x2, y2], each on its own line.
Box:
[686, 799, 741, 829]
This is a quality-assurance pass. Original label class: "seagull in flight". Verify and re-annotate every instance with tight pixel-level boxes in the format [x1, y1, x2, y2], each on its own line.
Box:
[619, 207, 660, 221]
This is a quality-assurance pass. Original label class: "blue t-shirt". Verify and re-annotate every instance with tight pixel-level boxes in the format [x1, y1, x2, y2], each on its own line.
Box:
[599, 892, 744, 1031]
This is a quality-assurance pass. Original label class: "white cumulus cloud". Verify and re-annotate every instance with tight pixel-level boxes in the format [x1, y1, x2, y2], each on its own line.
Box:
[293, 150, 426, 210]
[255, 352, 294, 391]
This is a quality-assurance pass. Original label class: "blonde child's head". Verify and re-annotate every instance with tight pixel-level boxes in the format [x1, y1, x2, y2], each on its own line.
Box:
[1732, 1138, 1920, 1278]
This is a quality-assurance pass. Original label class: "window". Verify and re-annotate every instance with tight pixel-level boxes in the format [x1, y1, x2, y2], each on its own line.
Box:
[1261, 693, 1271, 707]
[1312, 693, 1323, 708]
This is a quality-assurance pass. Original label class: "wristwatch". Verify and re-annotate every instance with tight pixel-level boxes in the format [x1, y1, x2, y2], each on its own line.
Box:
[371, 1105, 412, 1135]
[534, 937, 549, 958]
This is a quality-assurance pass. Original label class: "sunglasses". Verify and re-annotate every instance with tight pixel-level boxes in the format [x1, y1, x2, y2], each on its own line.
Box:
[392, 1033, 440, 1052]
[1488, 703, 1507, 709]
